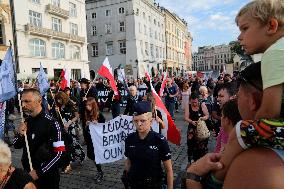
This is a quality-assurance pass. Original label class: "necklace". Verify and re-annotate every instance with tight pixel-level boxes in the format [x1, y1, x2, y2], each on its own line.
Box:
[0, 166, 12, 189]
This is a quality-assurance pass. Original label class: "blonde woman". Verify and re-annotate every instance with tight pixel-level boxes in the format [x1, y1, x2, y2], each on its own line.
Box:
[181, 83, 191, 111]
[0, 140, 36, 189]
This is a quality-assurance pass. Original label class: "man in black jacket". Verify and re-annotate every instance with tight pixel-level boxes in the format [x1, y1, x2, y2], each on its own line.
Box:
[14, 88, 65, 189]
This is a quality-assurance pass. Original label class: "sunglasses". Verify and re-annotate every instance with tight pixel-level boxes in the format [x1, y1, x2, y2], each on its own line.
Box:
[237, 72, 262, 91]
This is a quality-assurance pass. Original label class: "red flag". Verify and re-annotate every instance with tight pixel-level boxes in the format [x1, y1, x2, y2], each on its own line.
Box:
[98, 57, 118, 94]
[145, 71, 181, 145]
[60, 69, 67, 90]
[159, 72, 168, 97]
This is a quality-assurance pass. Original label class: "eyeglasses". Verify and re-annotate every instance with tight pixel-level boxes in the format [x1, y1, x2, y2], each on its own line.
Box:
[237, 72, 262, 91]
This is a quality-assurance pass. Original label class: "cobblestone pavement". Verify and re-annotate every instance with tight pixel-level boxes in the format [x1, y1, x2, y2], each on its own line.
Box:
[10, 110, 215, 189]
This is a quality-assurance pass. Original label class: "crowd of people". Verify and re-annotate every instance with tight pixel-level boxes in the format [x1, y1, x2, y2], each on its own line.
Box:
[1, 0, 284, 188]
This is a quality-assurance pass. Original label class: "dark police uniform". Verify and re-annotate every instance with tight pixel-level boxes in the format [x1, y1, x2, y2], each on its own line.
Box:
[14, 111, 65, 189]
[125, 130, 171, 189]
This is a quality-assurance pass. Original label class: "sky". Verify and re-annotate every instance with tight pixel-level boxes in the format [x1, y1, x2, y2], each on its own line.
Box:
[156, 0, 250, 52]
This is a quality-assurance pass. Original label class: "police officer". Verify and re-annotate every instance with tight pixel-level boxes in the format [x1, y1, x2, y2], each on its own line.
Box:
[14, 88, 65, 189]
[124, 101, 173, 189]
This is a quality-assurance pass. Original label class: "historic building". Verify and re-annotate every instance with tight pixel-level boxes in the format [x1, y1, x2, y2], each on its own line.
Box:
[86, 0, 166, 78]
[12, 0, 89, 80]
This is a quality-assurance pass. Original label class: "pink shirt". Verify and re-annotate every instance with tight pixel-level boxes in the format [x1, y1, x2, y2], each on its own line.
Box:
[214, 127, 229, 153]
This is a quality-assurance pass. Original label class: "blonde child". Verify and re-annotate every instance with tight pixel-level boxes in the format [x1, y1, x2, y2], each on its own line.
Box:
[213, 0, 284, 182]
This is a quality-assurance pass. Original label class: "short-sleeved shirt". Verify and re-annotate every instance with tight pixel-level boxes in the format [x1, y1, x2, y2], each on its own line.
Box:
[124, 131, 171, 179]
[165, 85, 177, 103]
[262, 37, 284, 114]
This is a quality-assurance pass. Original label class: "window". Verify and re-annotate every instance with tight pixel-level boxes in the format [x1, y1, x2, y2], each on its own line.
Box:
[71, 69, 81, 81]
[143, 12, 145, 19]
[138, 23, 141, 33]
[69, 2, 77, 17]
[156, 46, 159, 58]
[32, 68, 47, 73]
[52, 42, 65, 59]
[52, 17, 62, 32]
[29, 10, 42, 27]
[145, 42, 149, 55]
[70, 23, 78, 35]
[155, 31, 157, 39]
[148, 16, 151, 22]
[119, 21, 125, 32]
[29, 39, 45, 57]
[106, 10, 111, 16]
[51, 0, 60, 7]
[144, 25, 147, 35]
[119, 41, 126, 54]
[140, 40, 143, 55]
[70, 45, 80, 60]
[105, 24, 111, 34]
[106, 42, 113, 55]
[92, 43, 98, 57]
[154, 19, 156, 25]
[150, 44, 154, 57]
[118, 7, 125, 14]
[91, 13, 96, 19]
[32, 0, 40, 4]
[92, 26, 97, 36]
[149, 28, 152, 38]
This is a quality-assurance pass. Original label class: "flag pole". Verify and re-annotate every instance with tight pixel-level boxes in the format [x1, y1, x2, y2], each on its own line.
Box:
[84, 75, 98, 99]
[49, 89, 65, 125]
[18, 93, 33, 171]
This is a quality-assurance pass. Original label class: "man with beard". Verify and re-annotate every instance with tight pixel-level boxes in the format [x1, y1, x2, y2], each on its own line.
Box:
[14, 88, 65, 189]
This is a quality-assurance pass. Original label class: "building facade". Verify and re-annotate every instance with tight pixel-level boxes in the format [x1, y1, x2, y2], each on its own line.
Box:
[0, 0, 13, 59]
[193, 44, 233, 72]
[12, 0, 89, 80]
[162, 8, 189, 76]
[86, 0, 166, 78]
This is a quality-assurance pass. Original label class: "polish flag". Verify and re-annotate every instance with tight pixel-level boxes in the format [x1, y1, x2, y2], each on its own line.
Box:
[159, 72, 168, 97]
[98, 57, 118, 94]
[60, 69, 67, 90]
[145, 70, 181, 145]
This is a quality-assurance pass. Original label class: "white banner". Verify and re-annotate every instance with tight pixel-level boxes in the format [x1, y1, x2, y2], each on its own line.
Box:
[89, 115, 135, 164]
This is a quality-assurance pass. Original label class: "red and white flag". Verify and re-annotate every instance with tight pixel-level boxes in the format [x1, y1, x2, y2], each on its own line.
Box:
[59, 69, 71, 90]
[145, 70, 181, 145]
[159, 72, 168, 97]
[98, 57, 118, 94]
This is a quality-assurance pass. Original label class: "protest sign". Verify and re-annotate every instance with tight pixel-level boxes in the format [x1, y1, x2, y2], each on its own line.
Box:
[89, 115, 135, 164]
[0, 102, 6, 140]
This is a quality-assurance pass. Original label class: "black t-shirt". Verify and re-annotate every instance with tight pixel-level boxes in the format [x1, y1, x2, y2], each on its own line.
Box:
[4, 168, 34, 189]
[125, 131, 171, 179]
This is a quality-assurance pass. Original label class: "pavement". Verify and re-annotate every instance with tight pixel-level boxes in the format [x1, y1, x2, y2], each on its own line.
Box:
[10, 109, 216, 189]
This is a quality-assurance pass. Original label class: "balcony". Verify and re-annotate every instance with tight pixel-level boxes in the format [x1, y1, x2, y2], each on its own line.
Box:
[25, 24, 85, 44]
[46, 4, 69, 19]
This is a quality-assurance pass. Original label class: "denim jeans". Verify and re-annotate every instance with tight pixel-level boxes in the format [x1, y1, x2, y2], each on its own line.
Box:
[166, 102, 175, 118]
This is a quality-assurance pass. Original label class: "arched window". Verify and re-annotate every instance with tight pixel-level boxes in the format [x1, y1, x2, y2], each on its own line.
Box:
[52, 42, 65, 59]
[29, 39, 46, 57]
[70, 45, 80, 60]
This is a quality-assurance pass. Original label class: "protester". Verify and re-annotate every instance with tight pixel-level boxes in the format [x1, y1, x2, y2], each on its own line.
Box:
[187, 62, 284, 189]
[14, 88, 65, 189]
[124, 85, 142, 116]
[124, 101, 173, 189]
[214, 99, 241, 153]
[181, 83, 191, 111]
[107, 89, 121, 118]
[84, 97, 105, 183]
[213, 0, 284, 182]
[164, 78, 178, 119]
[184, 92, 209, 162]
[54, 92, 85, 173]
[0, 140, 36, 189]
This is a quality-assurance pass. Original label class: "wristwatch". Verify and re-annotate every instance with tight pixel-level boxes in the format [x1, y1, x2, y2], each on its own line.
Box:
[186, 172, 203, 182]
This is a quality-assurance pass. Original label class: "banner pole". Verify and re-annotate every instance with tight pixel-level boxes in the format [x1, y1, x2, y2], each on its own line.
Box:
[84, 74, 98, 99]
[18, 93, 33, 171]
